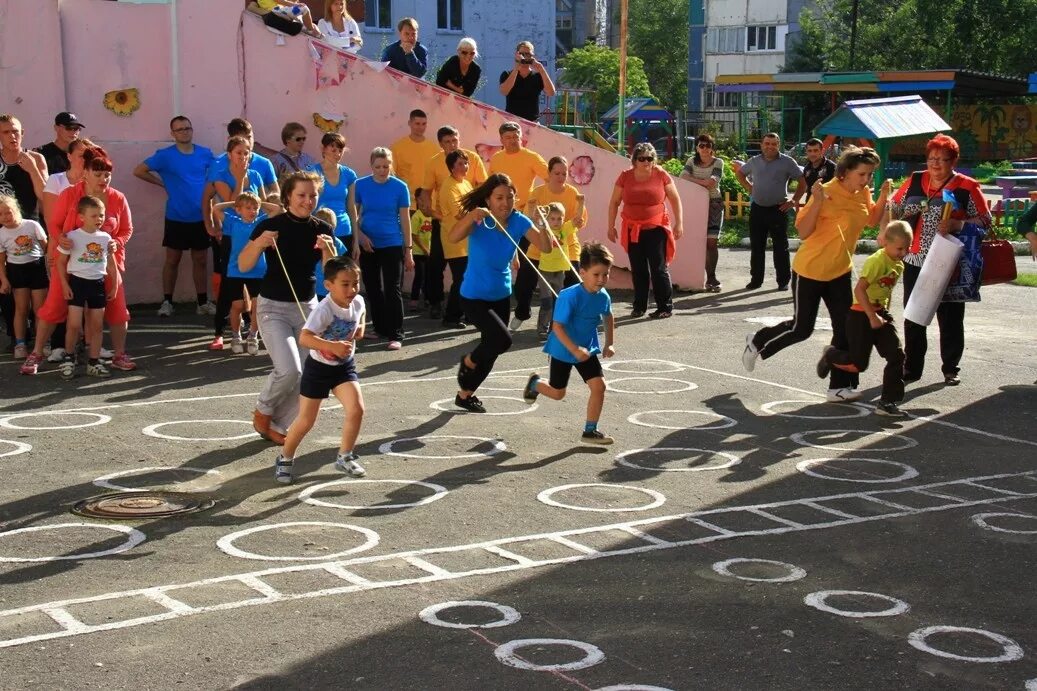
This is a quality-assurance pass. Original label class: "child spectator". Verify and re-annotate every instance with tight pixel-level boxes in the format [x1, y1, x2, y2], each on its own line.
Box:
[275, 255, 366, 484]
[210, 192, 281, 354]
[534, 201, 581, 340]
[313, 208, 348, 299]
[409, 188, 433, 311]
[56, 196, 119, 379]
[0, 194, 48, 359]
[523, 242, 616, 444]
[818, 221, 913, 416]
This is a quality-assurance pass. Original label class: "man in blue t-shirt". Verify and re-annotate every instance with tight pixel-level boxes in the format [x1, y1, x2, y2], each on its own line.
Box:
[134, 115, 215, 317]
[522, 242, 616, 445]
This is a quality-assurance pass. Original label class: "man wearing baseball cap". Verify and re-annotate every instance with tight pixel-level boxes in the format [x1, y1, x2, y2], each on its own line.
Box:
[34, 112, 85, 175]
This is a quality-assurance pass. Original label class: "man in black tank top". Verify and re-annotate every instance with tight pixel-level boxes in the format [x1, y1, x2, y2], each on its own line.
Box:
[0, 114, 48, 350]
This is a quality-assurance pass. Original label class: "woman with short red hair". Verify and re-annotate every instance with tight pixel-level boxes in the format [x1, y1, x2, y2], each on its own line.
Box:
[21, 146, 136, 374]
[890, 134, 991, 386]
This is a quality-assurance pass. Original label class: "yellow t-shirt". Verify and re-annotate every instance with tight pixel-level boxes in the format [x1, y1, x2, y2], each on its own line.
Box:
[488, 148, 548, 209]
[256, 0, 277, 10]
[527, 183, 588, 260]
[422, 148, 487, 209]
[438, 176, 473, 259]
[410, 210, 433, 257]
[539, 221, 579, 272]
[855, 248, 903, 309]
[390, 136, 441, 208]
[792, 179, 875, 281]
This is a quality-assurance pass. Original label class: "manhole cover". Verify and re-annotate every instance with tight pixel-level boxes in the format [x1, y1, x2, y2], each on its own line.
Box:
[71, 491, 215, 519]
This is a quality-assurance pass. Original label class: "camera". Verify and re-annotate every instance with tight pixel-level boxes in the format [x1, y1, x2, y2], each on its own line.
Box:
[519, 54, 534, 64]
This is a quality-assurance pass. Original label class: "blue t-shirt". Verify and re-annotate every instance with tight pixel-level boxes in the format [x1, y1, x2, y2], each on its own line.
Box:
[208, 152, 277, 188]
[354, 175, 410, 248]
[210, 167, 265, 202]
[314, 236, 350, 297]
[224, 209, 268, 279]
[309, 163, 358, 237]
[144, 144, 214, 223]
[460, 211, 534, 301]
[544, 284, 611, 364]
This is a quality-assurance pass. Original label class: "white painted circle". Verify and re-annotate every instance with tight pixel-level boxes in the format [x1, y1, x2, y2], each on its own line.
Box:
[537, 483, 666, 513]
[142, 420, 260, 441]
[419, 600, 521, 629]
[760, 399, 870, 419]
[300, 479, 448, 510]
[478, 375, 537, 392]
[0, 523, 146, 563]
[430, 395, 537, 415]
[0, 412, 111, 431]
[804, 590, 910, 618]
[379, 435, 506, 460]
[494, 638, 605, 671]
[628, 410, 737, 431]
[789, 429, 918, 452]
[971, 512, 1037, 535]
[615, 447, 741, 473]
[0, 439, 32, 458]
[216, 522, 379, 561]
[606, 377, 698, 394]
[593, 686, 675, 691]
[712, 558, 807, 583]
[795, 458, 919, 484]
[601, 359, 685, 374]
[907, 626, 1024, 663]
[92, 466, 224, 492]
[1025, 678, 1037, 691]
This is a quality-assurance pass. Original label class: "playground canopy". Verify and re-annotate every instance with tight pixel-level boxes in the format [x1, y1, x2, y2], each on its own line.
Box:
[600, 97, 675, 158]
[812, 95, 951, 187]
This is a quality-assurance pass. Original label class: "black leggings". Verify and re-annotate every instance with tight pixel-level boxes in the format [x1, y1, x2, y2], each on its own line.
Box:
[901, 262, 965, 378]
[461, 296, 511, 392]
[444, 256, 467, 322]
[424, 221, 445, 306]
[410, 255, 428, 301]
[627, 226, 672, 312]
[359, 245, 405, 341]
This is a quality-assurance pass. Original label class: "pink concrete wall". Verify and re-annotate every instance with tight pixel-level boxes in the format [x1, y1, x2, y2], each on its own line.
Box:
[0, 0, 708, 305]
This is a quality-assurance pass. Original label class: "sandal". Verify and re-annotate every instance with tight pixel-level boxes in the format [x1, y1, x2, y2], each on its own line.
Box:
[648, 310, 673, 319]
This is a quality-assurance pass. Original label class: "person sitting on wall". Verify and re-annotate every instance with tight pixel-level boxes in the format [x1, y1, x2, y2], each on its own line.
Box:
[317, 0, 363, 53]
[499, 41, 556, 124]
[380, 17, 427, 78]
[248, 0, 322, 36]
[436, 37, 481, 98]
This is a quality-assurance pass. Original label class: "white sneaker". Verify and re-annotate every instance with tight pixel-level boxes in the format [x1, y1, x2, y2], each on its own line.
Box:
[13, 344, 27, 359]
[157, 300, 174, 317]
[246, 334, 260, 356]
[335, 457, 366, 477]
[47, 347, 67, 363]
[99, 347, 114, 360]
[196, 301, 217, 316]
[741, 334, 759, 372]
[827, 387, 862, 402]
[509, 317, 525, 332]
[230, 337, 244, 354]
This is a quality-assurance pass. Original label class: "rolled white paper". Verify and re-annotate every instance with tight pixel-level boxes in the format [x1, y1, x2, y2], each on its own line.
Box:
[904, 233, 963, 326]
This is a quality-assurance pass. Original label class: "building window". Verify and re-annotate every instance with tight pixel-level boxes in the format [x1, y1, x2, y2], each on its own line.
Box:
[746, 25, 777, 51]
[705, 27, 743, 54]
[557, 17, 572, 30]
[365, 0, 392, 29]
[437, 0, 462, 31]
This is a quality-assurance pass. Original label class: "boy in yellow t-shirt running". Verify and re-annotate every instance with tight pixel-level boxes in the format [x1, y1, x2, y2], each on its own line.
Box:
[817, 221, 912, 416]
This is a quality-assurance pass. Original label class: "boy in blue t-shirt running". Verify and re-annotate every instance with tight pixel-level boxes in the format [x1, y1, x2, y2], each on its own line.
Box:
[523, 242, 616, 445]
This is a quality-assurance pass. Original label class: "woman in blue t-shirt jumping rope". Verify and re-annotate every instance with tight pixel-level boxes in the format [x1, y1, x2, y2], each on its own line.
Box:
[448, 173, 552, 413]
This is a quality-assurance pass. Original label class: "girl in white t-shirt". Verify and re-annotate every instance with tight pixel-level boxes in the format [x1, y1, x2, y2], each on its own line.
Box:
[275, 255, 367, 484]
[317, 0, 363, 53]
[0, 194, 49, 359]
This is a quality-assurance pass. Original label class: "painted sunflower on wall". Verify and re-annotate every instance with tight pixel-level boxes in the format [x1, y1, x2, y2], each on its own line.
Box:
[103, 88, 140, 117]
[312, 113, 344, 133]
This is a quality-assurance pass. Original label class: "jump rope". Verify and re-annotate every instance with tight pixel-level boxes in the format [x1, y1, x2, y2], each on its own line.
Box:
[482, 205, 582, 299]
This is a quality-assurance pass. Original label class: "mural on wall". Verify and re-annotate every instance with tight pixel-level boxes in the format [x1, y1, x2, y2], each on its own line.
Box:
[892, 104, 1037, 161]
[103, 88, 140, 117]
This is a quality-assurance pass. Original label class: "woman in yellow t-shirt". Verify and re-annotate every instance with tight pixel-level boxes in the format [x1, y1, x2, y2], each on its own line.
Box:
[743, 147, 891, 402]
[437, 150, 475, 329]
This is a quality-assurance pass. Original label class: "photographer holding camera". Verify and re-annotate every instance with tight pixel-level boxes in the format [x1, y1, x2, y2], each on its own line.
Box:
[499, 41, 556, 124]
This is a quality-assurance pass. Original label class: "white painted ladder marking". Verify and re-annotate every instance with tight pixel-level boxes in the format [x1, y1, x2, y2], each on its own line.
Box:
[2, 470, 1035, 650]
[404, 556, 454, 578]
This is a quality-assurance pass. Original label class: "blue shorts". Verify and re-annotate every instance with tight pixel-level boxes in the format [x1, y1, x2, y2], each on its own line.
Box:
[300, 356, 359, 399]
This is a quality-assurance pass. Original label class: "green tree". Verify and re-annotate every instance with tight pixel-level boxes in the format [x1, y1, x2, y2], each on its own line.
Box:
[559, 44, 653, 119]
[627, 0, 689, 112]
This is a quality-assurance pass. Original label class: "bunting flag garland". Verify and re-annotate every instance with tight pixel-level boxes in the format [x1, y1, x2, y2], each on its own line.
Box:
[414, 81, 429, 96]
[473, 102, 494, 128]
[453, 94, 471, 111]
[311, 41, 349, 90]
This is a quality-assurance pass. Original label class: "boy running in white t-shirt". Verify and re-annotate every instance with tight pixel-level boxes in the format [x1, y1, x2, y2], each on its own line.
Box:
[275, 255, 367, 484]
[56, 196, 120, 379]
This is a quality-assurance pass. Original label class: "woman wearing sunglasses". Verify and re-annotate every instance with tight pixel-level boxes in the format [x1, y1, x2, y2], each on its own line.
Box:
[680, 133, 725, 291]
[436, 38, 481, 98]
[607, 142, 684, 319]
